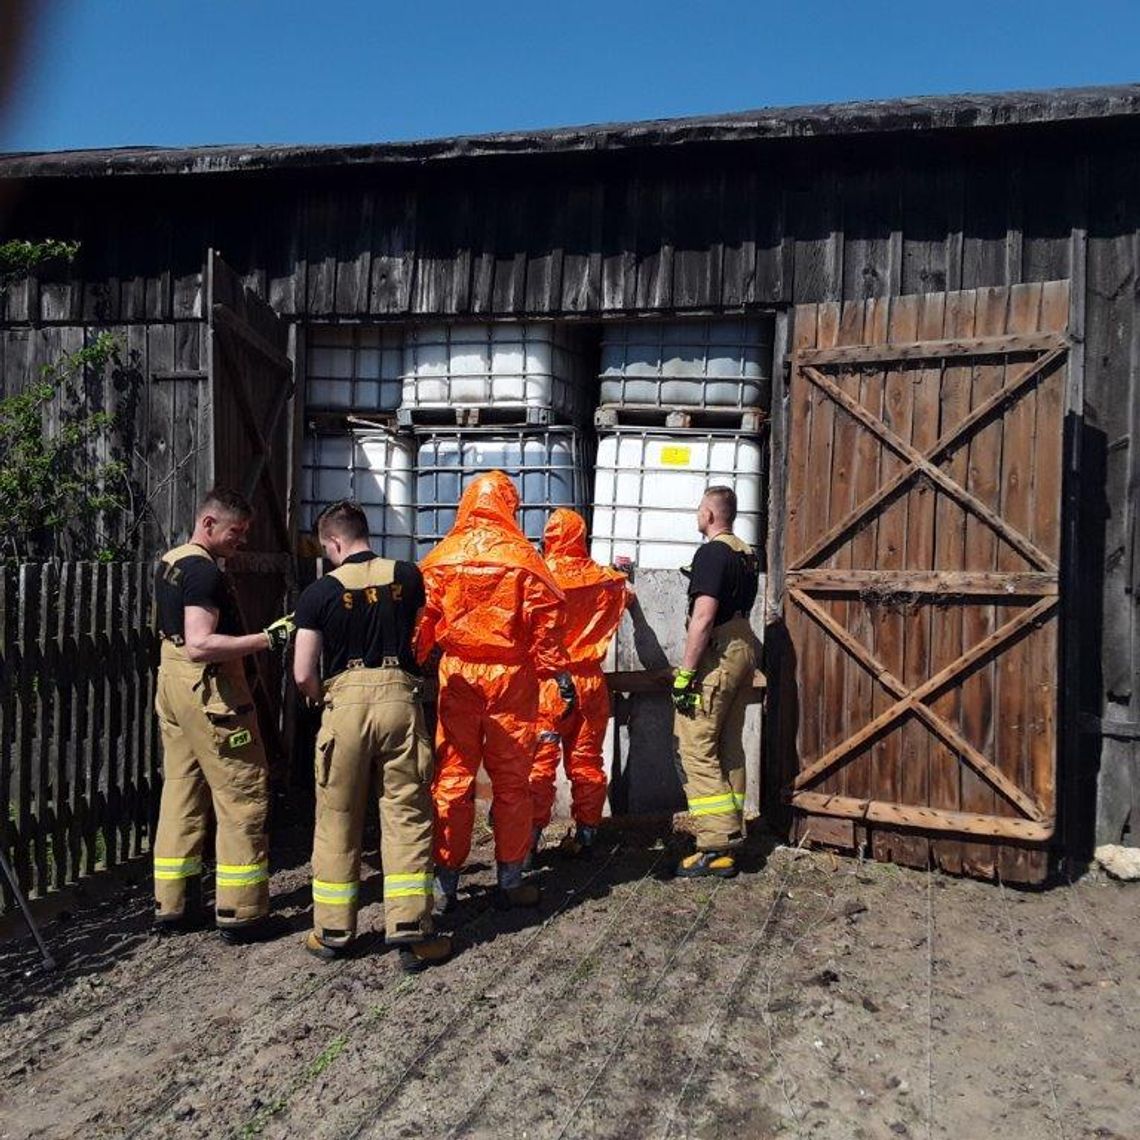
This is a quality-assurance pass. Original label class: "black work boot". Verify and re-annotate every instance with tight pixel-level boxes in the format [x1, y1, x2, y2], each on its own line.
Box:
[152, 877, 208, 934]
[557, 824, 597, 860]
[218, 913, 290, 945]
[675, 850, 738, 880]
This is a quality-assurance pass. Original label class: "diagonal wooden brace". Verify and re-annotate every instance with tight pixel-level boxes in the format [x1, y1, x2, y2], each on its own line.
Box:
[788, 588, 1047, 821]
[792, 345, 1066, 571]
[790, 593, 1058, 802]
[798, 363, 1057, 572]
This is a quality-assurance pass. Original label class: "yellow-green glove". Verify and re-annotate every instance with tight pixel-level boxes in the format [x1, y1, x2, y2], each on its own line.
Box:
[672, 668, 701, 714]
[264, 613, 296, 650]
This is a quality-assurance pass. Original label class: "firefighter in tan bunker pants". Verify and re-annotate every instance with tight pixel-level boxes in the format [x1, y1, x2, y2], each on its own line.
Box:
[671, 486, 761, 879]
[153, 488, 295, 942]
[293, 500, 452, 973]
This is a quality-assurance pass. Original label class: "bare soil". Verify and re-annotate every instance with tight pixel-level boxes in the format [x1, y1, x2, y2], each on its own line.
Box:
[1, 822, 1137, 1140]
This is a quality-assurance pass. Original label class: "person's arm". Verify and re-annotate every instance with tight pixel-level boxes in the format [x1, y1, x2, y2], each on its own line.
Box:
[681, 594, 719, 671]
[413, 594, 441, 664]
[525, 572, 569, 678]
[183, 605, 271, 664]
[293, 628, 323, 704]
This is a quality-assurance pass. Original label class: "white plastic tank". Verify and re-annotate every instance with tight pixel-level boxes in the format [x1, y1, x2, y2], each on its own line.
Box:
[590, 430, 765, 569]
[598, 317, 773, 409]
[414, 428, 590, 558]
[401, 322, 590, 419]
[306, 325, 403, 413]
[300, 431, 416, 560]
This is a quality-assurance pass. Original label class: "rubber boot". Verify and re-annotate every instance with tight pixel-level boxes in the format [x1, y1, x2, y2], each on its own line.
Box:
[494, 860, 541, 910]
[523, 825, 544, 871]
[675, 850, 738, 880]
[398, 934, 454, 974]
[433, 867, 460, 914]
[558, 824, 597, 860]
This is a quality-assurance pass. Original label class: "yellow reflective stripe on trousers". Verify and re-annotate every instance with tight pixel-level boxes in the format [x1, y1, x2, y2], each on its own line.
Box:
[216, 861, 269, 887]
[687, 792, 739, 817]
[732, 792, 746, 811]
[154, 855, 202, 880]
[312, 879, 359, 904]
[384, 872, 432, 899]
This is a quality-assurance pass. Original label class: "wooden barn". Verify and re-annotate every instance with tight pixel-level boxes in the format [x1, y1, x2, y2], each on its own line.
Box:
[1, 83, 1137, 891]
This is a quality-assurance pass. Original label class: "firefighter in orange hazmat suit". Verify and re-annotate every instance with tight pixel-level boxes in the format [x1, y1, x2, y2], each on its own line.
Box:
[415, 471, 574, 910]
[530, 509, 630, 858]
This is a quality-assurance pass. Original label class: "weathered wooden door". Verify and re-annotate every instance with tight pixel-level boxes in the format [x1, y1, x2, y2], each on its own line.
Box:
[206, 249, 295, 767]
[781, 282, 1069, 883]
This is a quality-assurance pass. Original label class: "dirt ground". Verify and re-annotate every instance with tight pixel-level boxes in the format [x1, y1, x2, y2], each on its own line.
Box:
[1, 820, 1138, 1140]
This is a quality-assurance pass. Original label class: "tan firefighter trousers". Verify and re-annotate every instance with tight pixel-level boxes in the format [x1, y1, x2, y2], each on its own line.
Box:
[153, 642, 270, 926]
[674, 615, 757, 852]
[311, 665, 436, 947]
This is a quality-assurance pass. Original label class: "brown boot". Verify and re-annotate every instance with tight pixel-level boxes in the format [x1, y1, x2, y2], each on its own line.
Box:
[398, 934, 453, 974]
[303, 930, 350, 961]
[494, 881, 542, 910]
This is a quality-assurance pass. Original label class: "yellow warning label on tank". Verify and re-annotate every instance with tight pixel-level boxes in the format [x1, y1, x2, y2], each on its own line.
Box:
[659, 445, 691, 466]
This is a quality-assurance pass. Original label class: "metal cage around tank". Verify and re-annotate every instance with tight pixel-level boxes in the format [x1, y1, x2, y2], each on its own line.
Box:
[412, 426, 595, 559]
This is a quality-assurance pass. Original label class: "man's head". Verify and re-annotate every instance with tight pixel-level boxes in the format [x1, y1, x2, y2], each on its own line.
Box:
[696, 485, 737, 537]
[315, 500, 370, 566]
[194, 487, 253, 558]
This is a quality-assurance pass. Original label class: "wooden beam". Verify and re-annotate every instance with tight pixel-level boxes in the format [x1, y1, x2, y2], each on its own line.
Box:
[785, 570, 1058, 597]
[604, 668, 766, 696]
[799, 364, 1056, 571]
[792, 792, 1054, 841]
[152, 369, 207, 382]
[795, 331, 1066, 367]
[212, 301, 292, 374]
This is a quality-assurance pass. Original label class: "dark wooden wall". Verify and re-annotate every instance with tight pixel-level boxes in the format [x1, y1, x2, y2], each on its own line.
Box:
[1, 115, 1137, 852]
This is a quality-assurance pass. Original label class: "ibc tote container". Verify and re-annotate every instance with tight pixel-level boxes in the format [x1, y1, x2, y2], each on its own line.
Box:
[306, 325, 403, 413]
[598, 317, 773, 410]
[590, 430, 765, 570]
[400, 322, 591, 422]
[300, 431, 416, 560]
[413, 427, 592, 559]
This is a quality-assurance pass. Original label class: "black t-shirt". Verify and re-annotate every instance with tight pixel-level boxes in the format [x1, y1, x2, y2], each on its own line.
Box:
[687, 536, 760, 626]
[156, 546, 242, 642]
[295, 551, 425, 677]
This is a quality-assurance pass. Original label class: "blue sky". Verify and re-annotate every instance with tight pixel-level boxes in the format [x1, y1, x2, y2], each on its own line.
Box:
[3, 0, 1138, 153]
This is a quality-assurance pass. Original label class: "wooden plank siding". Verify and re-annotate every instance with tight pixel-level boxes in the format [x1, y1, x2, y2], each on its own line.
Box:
[0, 113, 1136, 860]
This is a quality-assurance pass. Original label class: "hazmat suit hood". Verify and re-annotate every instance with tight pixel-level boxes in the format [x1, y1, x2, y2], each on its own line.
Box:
[420, 471, 556, 587]
[541, 508, 629, 665]
[543, 508, 589, 562]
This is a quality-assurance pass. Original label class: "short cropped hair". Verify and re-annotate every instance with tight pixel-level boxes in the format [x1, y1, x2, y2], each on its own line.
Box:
[316, 499, 370, 542]
[703, 485, 737, 524]
[198, 487, 253, 521]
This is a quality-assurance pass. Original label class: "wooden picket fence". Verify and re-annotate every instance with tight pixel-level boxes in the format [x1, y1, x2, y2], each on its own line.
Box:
[0, 562, 160, 912]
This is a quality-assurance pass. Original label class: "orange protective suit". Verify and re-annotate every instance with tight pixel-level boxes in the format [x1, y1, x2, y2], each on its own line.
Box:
[530, 509, 630, 832]
[416, 471, 568, 872]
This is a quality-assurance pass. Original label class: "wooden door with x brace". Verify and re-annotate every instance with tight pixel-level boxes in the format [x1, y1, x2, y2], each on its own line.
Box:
[781, 282, 1069, 884]
[207, 249, 295, 770]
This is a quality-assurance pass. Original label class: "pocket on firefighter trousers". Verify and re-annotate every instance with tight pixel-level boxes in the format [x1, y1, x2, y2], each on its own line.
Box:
[315, 728, 336, 788]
